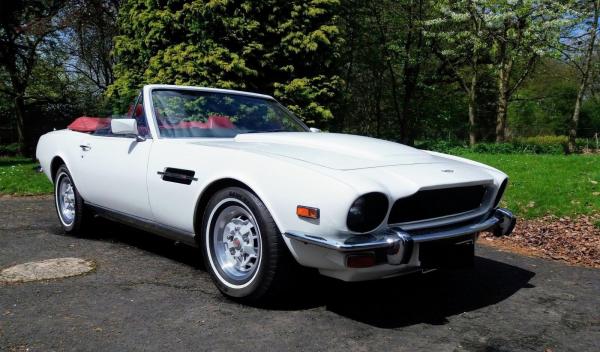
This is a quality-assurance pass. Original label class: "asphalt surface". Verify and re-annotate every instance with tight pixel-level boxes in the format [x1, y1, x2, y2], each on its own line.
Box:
[1, 197, 599, 352]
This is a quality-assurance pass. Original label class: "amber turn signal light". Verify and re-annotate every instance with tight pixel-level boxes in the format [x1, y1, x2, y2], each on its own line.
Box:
[296, 205, 320, 219]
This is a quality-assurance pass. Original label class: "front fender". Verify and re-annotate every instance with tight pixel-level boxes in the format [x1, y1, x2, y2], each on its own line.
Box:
[146, 141, 363, 240]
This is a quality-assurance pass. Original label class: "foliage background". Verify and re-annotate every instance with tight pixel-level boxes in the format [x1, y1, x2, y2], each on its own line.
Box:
[0, 0, 599, 153]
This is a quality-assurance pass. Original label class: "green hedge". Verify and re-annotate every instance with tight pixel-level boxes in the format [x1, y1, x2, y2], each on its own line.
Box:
[413, 140, 468, 154]
[415, 136, 596, 154]
[0, 143, 20, 156]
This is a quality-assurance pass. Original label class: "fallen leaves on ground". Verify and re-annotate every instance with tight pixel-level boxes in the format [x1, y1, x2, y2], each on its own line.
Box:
[480, 214, 600, 268]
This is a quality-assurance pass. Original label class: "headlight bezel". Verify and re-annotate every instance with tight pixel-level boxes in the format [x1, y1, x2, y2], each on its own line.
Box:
[346, 192, 389, 233]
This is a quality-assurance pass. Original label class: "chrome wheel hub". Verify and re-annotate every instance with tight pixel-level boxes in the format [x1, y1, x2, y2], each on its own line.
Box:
[57, 175, 76, 225]
[211, 204, 261, 282]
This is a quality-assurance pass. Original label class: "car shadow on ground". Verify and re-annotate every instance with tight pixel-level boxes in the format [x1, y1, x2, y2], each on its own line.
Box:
[68, 218, 205, 270]
[62, 218, 536, 329]
[317, 257, 535, 328]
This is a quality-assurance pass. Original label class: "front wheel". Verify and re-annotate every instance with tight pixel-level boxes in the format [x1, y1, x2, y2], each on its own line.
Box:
[54, 164, 90, 234]
[201, 187, 293, 303]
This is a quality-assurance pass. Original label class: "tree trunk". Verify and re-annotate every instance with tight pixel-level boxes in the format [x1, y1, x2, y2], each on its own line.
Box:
[398, 0, 424, 146]
[569, 0, 599, 153]
[495, 92, 508, 142]
[372, 2, 404, 142]
[386, 60, 404, 141]
[14, 95, 29, 155]
[569, 88, 584, 152]
[496, 57, 512, 142]
[374, 73, 383, 138]
[468, 71, 478, 146]
[401, 65, 417, 145]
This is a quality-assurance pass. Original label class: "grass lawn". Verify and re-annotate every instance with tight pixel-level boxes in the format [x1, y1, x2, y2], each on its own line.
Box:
[457, 153, 600, 219]
[0, 157, 53, 195]
[1, 154, 599, 219]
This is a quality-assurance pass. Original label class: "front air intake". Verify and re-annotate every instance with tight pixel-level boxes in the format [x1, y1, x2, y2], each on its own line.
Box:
[388, 185, 487, 224]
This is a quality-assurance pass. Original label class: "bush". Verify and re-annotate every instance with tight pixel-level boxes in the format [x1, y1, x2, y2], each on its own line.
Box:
[0, 143, 20, 156]
[512, 136, 568, 154]
[413, 139, 468, 154]
[417, 136, 597, 155]
[577, 137, 600, 152]
[471, 143, 520, 154]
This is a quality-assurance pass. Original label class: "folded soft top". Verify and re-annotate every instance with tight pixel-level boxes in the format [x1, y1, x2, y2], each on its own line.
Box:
[68, 116, 111, 132]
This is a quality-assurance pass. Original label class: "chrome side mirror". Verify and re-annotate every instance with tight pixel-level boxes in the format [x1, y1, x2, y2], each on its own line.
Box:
[309, 127, 321, 133]
[111, 118, 145, 141]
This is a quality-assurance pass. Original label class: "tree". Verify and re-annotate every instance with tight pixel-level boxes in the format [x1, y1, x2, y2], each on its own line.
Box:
[0, 0, 67, 154]
[483, 1, 573, 141]
[567, 0, 600, 152]
[338, 0, 434, 144]
[426, 0, 491, 146]
[108, 0, 343, 127]
[63, 0, 120, 93]
[508, 58, 579, 136]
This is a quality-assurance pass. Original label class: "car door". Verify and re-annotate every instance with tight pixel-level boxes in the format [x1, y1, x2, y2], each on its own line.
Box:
[75, 95, 154, 220]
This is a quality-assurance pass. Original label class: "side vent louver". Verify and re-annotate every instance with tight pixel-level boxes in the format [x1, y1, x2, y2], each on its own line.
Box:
[157, 168, 197, 185]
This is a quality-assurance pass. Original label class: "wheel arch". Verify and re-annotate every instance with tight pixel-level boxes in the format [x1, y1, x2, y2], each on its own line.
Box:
[50, 155, 67, 182]
[193, 178, 283, 241]
[48, 153, 88, 204]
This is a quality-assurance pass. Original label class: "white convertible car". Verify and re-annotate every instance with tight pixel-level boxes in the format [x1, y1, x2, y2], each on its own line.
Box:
[36, 84, 516, 302]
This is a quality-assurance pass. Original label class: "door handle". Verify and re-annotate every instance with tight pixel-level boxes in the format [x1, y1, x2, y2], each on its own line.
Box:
[79, 144, 91, 151]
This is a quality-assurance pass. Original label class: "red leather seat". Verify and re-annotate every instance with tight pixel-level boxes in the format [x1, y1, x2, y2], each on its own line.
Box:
[134, 104, 143, 117]
[207, 115, 234, 128]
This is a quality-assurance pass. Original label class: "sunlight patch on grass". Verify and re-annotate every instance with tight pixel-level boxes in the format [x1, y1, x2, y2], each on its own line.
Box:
[0, 157, 53, 195]
[456, 153, 600, 219]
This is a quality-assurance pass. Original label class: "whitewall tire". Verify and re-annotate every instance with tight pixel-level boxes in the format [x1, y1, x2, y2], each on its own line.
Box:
[201, 187, 293, 302]
[54, 165, 90, 234]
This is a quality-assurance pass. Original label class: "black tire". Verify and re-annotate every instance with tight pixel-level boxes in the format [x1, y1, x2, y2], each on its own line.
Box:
[54, 164, 90, 234]
[201, 187, 293, 303]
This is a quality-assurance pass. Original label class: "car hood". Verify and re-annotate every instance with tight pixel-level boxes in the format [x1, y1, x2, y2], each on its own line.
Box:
[193, 132, 441, 170]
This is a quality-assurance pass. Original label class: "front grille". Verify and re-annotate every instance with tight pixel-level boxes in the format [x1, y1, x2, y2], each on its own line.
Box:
[388, 185, 487, 224]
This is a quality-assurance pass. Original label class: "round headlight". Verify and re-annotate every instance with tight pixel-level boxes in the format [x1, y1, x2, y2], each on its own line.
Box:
[346, 193, 389, 232]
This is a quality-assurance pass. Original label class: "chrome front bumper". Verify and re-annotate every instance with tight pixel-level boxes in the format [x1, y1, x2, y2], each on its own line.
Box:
[284, 208, 516, 267]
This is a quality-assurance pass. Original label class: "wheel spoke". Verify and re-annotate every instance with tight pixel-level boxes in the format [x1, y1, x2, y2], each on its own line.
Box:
[242, 243, 256, 256]
[240, 253, 257, 269]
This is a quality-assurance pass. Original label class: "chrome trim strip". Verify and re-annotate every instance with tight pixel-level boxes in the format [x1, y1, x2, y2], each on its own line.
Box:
[389, 207, 488, 230]
[284, 231, 399, 252]
[410, 216, 498, 243]
[284, 208, 515, 253]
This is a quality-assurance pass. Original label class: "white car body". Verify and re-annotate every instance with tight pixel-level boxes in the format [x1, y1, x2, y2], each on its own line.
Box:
[36, 84, 515, 282]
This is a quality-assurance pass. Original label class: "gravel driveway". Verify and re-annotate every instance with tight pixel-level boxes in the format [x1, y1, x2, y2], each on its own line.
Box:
[1, 197, 599, 352]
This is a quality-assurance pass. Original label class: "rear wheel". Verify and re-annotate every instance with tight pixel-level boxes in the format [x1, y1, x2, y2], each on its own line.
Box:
[201, 187, 293, 303]
[54, 165, 90, 234]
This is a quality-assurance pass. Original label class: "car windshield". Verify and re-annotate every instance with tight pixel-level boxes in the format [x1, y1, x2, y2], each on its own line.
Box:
[151, 89, 308, 138]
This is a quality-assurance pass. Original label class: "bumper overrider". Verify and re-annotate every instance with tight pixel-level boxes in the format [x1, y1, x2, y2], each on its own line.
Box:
[284, 208, 516, 280]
